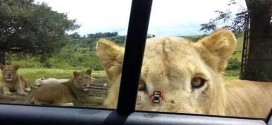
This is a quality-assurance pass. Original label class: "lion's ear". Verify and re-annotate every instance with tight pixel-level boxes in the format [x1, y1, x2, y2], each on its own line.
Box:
[194, 29, 237, 73]
[96, 39, 124, 80]
[0, 64, 4, 70]
[86, 69, 92, 75]
[73, 71, 79, 77]
[13, 65, 19, 70]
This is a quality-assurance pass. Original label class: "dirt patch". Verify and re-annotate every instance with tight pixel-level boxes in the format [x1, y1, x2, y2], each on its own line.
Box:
[0, 77, 109, 108]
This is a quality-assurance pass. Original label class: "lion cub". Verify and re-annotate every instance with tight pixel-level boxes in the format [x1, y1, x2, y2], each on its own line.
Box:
[26, 69, 93, 106]
[0, 64, 30, 96]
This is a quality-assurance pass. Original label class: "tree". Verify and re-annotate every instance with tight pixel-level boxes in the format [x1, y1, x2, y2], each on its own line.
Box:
[87, 32, 119, 38]
[200, 0, 247, 32]
[201, 0, 272, 81]
[69, 32, 81, 39]
[0, 0, 79, 64]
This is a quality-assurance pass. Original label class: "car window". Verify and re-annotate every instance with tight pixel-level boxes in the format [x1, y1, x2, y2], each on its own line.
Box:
[0, 0, 131, 109]
[133, 0, 272, 119]
[0, 0, 271, 121]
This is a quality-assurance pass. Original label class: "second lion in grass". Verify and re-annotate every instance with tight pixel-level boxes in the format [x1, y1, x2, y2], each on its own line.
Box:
[26, 69, 93, 106]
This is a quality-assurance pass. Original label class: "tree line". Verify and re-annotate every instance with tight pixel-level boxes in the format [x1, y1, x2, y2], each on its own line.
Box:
[0, 0, 248, 69]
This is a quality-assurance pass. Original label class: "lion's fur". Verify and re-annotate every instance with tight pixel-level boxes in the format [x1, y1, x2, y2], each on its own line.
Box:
[0, 64, 30, 96]
[224, 80, 272, 117]
[26, 69, 93, 106]
[96, 29, 272, 118]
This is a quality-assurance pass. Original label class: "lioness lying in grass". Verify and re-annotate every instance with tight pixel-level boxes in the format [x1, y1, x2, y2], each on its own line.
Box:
[26, 69, 93, 106]
[0, 64, 30, 96]
[34, 77, 70, 86]
[96, 29, 272, 118]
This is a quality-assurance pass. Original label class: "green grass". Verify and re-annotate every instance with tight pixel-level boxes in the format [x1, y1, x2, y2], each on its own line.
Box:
[224, 70, 240, 80]
[232, 36, 243, 61]
[1, 68, 106, 84]
[224, 76, 239, 80]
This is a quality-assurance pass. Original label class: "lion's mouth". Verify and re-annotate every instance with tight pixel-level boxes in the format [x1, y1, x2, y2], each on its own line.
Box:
[83, 88, 90, 91]
[82, 85, 90, 91]
[5, 78, 13, 82]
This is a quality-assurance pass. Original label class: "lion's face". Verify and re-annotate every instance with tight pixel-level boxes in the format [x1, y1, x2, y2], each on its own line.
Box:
[97, 29, 237, 115]
[0, 65, 19, 82]
[34, 77, 46, 86]
[136, 37, 224, 114]
[73, 69, 93, 91]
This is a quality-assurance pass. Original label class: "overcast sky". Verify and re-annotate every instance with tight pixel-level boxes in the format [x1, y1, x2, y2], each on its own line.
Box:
[35, 0, 246, 36]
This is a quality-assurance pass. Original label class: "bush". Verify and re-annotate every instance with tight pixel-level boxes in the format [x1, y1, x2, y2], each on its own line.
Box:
[43, 56, 73, 69]
[6, 54, 43, 68]
[226, 58, 241, 70]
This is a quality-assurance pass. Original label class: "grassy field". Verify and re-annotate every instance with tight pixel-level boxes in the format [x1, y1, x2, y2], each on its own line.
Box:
[0, 68, 106, 84]
[0, 68, 108, 107]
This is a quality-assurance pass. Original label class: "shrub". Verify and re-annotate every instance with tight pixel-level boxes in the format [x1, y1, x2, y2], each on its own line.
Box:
[43, 56, 73, 69]
[226, 58, 241, 70]
[6, 54, 43, 68]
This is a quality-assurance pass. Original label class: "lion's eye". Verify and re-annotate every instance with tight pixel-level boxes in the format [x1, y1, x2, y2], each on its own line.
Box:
[138, 79, 147, 91]
[191, 77, 206, 89]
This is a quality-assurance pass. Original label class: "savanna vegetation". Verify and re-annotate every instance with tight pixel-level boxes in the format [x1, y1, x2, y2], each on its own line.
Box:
[0, 0, 126, 83]
[0, 0, 243, 84]
[3, 31, 126, 83]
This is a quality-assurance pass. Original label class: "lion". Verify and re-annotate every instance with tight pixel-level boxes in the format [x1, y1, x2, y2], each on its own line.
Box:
[96, 29, 272, 118]
[34, 77, 70, 86]
[0, 64, 30, 96]
[25, 69, 93, 106]
[34, 77, 96, 86]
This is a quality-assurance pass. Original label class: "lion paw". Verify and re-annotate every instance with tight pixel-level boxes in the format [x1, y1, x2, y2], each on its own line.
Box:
[18, 91, 28, 96]
[25, 87, 31, 92]
[3, 91, 11, 95]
